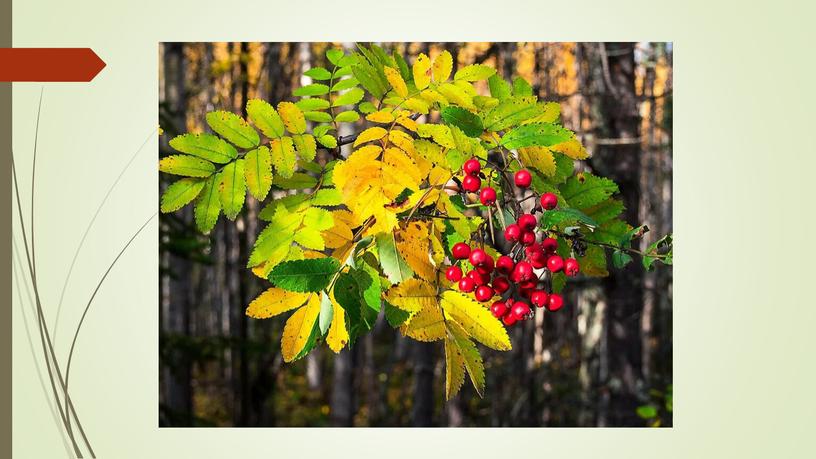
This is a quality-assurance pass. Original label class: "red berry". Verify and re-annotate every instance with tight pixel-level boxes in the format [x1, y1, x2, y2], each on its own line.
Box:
[452, 242, 471, 260]
[519, 279, 537, 290]
[514, 169, 532, 188]
[496, 255, 515, 275]
[490, 301, 508, 318]
[512, 261, 533, 282]
[518, 213, 537, 231]
[492, 276, 510, 294]
[547, 255, 564, 273]
[474, 285, 494, 302]
[541, 237, 558, 253]
[462, 175, 481, 192]
[458, 277, 476, 293]
[463, 158, 481, 176]
[540, 192, 558, 210]
[564, 258, 580, 276]
[519, 288, 534, 299]
[511, 301, 532, 320]
[468, 248, 489, 267]
[504, 224, 521, 242]
[479, 187, 497, 206]
[531, 290, 549, 308]
[520, 230, 536, 246]
[531, 256, 547, 269]
[547, 293, 564, 311]
[467, 270, 488, 286]
[445, 266, 463, 282]
[503, 313, 518, 326]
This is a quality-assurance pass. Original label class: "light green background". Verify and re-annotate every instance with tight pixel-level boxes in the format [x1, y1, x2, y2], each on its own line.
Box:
[11, 0, 816, 457]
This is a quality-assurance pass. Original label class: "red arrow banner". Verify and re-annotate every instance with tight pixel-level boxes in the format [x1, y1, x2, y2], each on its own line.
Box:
[0, 48, 106, 82]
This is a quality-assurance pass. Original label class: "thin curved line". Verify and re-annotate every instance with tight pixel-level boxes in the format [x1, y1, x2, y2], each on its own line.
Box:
[11, 154, 86, 457]
[12, 242, 74, 457]
[31, 87, 43, 282]
[53, 129, 156, 340]
[64, 212, 157, 399]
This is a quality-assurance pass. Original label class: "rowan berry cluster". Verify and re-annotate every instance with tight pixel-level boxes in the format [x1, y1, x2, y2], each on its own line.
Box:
[446, 158, 581, 326]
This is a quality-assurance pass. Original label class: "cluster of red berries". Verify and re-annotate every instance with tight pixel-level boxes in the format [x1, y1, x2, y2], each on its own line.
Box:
[451, 159, 582, 326]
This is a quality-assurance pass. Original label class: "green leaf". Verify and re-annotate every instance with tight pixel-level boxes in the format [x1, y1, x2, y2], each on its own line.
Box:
[248, 207, 303, 267]
[169, 133, 237, 164]
[487, 74, 512, 101]
[454, 64, 496, 81]
[483, 97, 545, 132]
[246, 99, 285, 139]
[318, 292, 334, 335]
[393, 50, 411, 82]
[219, 159, 246, 220]
[295, 98, 331, 111]
[351, 63, 387, 100]
[318, 135, 338, 148]
[293, 83, 330, 97]
[244, 146, 273, 201]
[312, 188, 343, 206]
[612, 250, 634, 268]
[384, 301, 411, 327]
[292, 134, 317, 162]
[326, 48, 345, 66]
[270, 137, 297, 179]
[636, 405, 658, 419]
[584, 198, 625, 224]
[501, 123, 573, 149]
[194, 175, 221, 233]
[159, 155, 215, 177]
[205, 111, 259, 148]
[441, 106, 483, 137]
[561, 173, 619, 209]
[513, 76, 533, 96]
[272, 172, 318, 190]
[268, 258, 341, 293]
[331, 78, 359, 92]
[332, 87, 365, 107]
[303, 111, 333, 123]
[375, 232, 413, 284]
[304, 67, 332, 80]
[358, 101, 377, 114]
[334, 110, 360, 123]
[160, 178, 205, 213]
[539, 208, 598, 228]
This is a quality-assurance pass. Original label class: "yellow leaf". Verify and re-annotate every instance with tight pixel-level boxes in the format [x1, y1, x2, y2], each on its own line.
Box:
[383, 66, 408, 98]
[281, 294, 320, 362]
[384, 277, 438, 312]
[326, 291, 349, 353]
[438, 83, 474, 110]
[420, 89, 447, 106]
[401, 301, 446, 342]
[523, 101, 561, 125]
[246, 288, 310, 319]
[277, 102, 306, 134]
[518, 146, 556, 177]
[366, 110, 395, 124]
[333, 146, 421, 234]
[403, 97, 430, 114]
[553, 137, 590, 160]
[396, 116, 418, 132]
[322, 211, 354, 249]
[388, 129, 416, 155]
[432, 50, 452, 82]
[417, 124, 455, 149]
[395, 221, 436, 281]
[413, 53, 431, 90]
[440, 290, 511, 351]
[444, 335, 466, 400]
[446, 320, 485, 397]
[429, 221, 446, 267]
[353, 127, 388, 147]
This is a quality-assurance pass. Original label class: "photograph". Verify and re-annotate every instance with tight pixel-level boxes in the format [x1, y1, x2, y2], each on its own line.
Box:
[158, 41, 674, 427]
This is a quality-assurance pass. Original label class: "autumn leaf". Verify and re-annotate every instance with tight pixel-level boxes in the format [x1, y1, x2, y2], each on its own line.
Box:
[383, 66, 408, 98]
[281, 294, 320, 362]
[440, 290, 511, 351]
[432, 50, 452, 82]
[384, 278, 438, 312]
[395, 220, 436, 281]
[246, 288, 311, 319]
[326, 290, 349, 353]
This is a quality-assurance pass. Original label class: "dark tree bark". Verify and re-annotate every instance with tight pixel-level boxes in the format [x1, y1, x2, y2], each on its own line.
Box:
[595, 42, 645, 426]
[411, 341, 434, 426]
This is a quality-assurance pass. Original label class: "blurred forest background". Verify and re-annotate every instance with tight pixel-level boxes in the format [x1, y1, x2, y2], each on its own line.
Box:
[158, 42, 673, 427]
